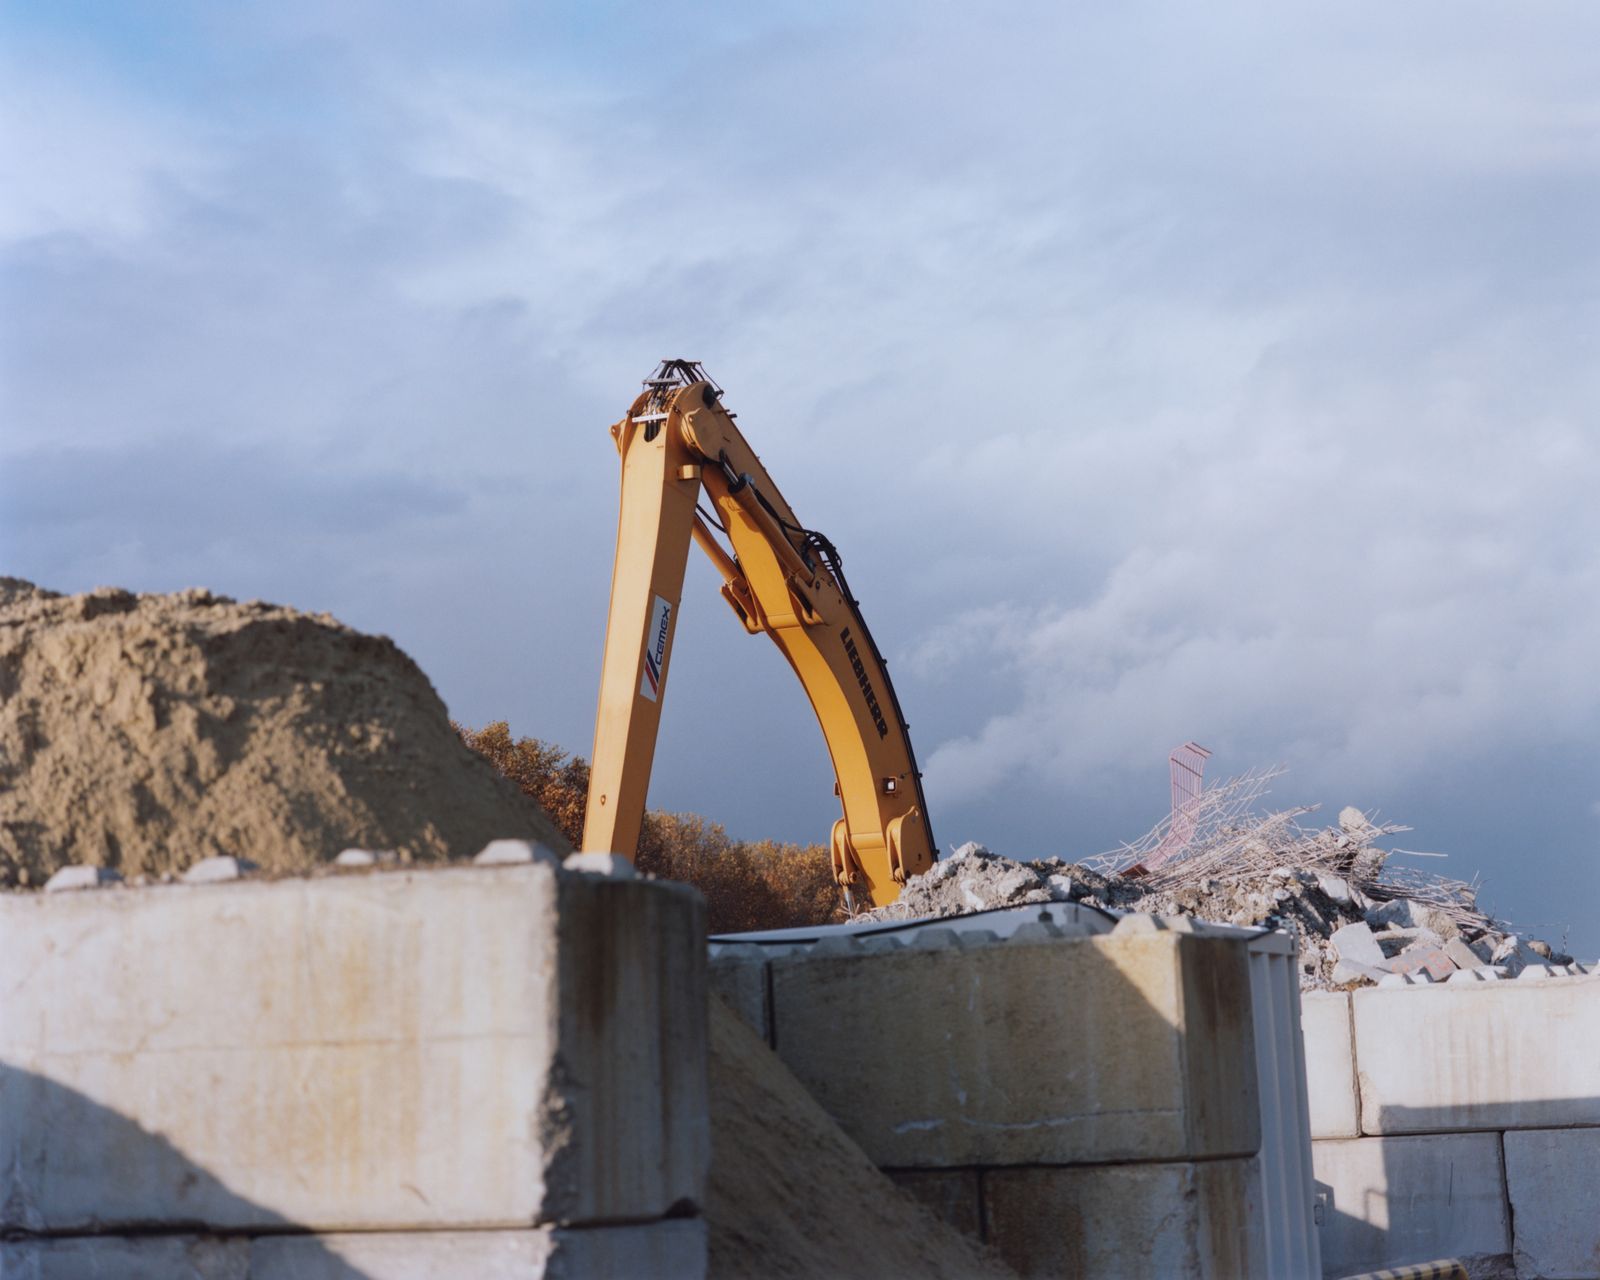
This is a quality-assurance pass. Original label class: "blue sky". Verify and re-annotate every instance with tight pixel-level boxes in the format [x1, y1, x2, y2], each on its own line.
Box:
[3, 2, 1598, 951]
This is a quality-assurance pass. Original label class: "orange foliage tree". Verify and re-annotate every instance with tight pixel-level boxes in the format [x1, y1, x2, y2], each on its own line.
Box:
[457, 721, 841, 933]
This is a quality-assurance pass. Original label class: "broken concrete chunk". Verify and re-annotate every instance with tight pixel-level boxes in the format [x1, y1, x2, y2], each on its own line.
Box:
[1375, 927, 1444, 958]
[1333, 959, 1388, 985]
[181, 856, 259, 884]
[1384, 943, 1456, 982]
[1331, 922, 1385, 968]
[474, 839, 561, 867]
[42, 865, 123, 893]
[1046, 874, 1076, 901]
[1365, 899, 1420, 931]
[1444, 938, 1485, 971]
[1314, 873, 1354, 906]
[1491, 936, 1542, 977]
[563, 851, 637, 879]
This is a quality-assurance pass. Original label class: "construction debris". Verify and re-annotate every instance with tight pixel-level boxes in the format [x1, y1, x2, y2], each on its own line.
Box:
[860, 776, 1571, 990]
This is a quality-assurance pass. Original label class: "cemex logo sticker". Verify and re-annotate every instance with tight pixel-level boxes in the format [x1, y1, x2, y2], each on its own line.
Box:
[639, 595, 673, 702]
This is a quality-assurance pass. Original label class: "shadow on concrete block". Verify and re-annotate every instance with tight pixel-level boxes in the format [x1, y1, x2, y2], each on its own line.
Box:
[1311, 1102, 1594, 1280]
[0, 1062, 372, 1278]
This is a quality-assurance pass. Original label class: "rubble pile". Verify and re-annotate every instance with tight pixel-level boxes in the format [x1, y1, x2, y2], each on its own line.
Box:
[861, 807, 1572, 990]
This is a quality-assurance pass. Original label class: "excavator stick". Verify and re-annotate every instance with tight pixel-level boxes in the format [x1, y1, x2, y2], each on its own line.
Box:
[579, 385, 701, 861]
[582, 361, 935, 908]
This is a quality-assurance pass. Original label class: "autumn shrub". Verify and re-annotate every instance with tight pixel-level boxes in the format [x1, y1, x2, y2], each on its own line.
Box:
[457, 721, 841, 933]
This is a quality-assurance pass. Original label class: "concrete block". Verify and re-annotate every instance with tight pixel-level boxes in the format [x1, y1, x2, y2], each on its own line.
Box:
[769, 931, 1259, 1168]
[984, 1157, 1267, 1279]
[1301, 992, 1359, 1139]
[0, 1235, 251, 1279]
[708, 948, 771, 1042]
[885, 1169, 983, 1241]
[1503, 1128, 1600, 1279]
[1351, 974, 1600, 1132]
[0, 1223, 709, 1279]
[253, 1222, 708, 1279]
[1312, 1133, 1509, 1278]
[0, 865, 708, 1234]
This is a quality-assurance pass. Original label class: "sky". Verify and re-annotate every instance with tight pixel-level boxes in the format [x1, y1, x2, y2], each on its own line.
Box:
[3, 2, 1597, 952]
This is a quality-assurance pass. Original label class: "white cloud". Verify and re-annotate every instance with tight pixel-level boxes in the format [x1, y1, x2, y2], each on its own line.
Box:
[5, 0, 1599, 942]
[0, 67, 213, 247]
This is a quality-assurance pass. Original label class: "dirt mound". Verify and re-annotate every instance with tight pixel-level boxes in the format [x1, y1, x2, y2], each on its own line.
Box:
[706, 995, 1015, 1280]
[0, 579, 567, 885]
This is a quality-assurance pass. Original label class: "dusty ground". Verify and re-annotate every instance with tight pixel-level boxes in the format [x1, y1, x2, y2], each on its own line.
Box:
[0, 579, 567, 886]
[706, 996, 1015, 1280]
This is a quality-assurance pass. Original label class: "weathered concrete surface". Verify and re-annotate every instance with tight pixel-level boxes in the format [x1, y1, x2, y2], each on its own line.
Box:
[0, 865, 708, 1234]
[1301, 992, 1358, 1139]
[983, 1157, 1266, 1279]
[1503, 1127, 1600, 1280]
[0, 1223, 709, 1279]
[769, 932, 1259, 1168]
[1351, 975, 1600, 1133]
[0, 1236, 249, 1280]
[707, 944, 771, 1043]
[1312, 1133, 1509, 1279]
[703, 996, 1016, 1280]
[886, 1168, 984, 1240]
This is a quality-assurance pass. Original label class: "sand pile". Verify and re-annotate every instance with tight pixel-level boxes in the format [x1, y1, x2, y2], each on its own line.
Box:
[705, 996, 1015, 1280]
[0, 579, 567, 886]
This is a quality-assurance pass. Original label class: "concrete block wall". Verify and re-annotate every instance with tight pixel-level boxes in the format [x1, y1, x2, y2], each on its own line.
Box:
[712, 916, 1286, 1279]
[0, 863, 710, 1280]
[1302, 971, 1600, 1279]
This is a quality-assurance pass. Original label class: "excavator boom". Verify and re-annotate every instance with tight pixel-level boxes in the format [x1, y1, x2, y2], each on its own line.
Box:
[581, 360, 934, 908]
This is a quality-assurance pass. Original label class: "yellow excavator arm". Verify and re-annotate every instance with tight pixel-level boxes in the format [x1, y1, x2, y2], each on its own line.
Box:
[581, 360, 935, 908]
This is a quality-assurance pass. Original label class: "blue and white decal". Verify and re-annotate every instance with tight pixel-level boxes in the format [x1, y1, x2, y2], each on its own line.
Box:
[639, 595, 673, 702]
